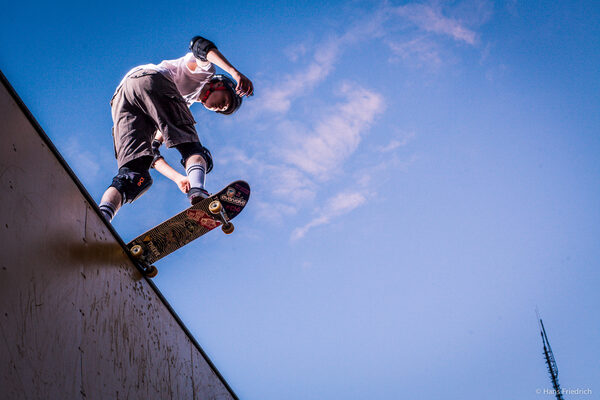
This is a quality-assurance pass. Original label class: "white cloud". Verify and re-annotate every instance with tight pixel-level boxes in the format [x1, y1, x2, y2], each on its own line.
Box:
[377, 131, 416, 153]
[258, 38, 342, 114]
[291, 191, 367, 240]
[267, 166, 316, 203]
[281, 83, 384, 177]
[393, 3, 479, 45]
[387, 36, 443, 68]
[253, 200, 299, 224]
[218, 146, 259, 167]
[284, 42, 309, 62]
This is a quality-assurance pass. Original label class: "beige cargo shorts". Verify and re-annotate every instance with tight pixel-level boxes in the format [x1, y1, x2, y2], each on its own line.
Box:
[110, 69, 200, 168]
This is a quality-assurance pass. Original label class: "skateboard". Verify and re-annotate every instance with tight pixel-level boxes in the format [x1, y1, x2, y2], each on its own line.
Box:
[126, 180, 250, 277]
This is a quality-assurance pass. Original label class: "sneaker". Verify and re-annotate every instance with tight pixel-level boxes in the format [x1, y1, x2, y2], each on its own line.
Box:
[188, 187, 210, 205]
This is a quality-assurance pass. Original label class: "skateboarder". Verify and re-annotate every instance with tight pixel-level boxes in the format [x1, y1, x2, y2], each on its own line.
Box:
[99, 35, 253, 222]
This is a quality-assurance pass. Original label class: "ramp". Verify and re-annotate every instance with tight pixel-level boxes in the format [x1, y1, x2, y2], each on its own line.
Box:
[0, 71, 238, 400]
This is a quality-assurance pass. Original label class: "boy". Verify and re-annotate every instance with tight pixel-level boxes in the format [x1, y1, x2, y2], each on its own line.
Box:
[99, 35, 253, 222]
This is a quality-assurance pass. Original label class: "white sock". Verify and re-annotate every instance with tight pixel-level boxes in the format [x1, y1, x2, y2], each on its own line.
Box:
[186, 162, 206, 191]
[99, 201, 119, 222]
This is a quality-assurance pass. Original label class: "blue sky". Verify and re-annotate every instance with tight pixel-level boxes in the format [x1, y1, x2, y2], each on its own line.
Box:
[2, 1, 599, 399]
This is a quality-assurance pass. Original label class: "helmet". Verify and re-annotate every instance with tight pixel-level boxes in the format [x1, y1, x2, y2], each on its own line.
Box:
[208, 74, 242, 115]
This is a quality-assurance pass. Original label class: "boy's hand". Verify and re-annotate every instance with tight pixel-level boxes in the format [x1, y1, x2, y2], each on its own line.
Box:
[175, 176, 191, 194]
[232, 72, 254, 97]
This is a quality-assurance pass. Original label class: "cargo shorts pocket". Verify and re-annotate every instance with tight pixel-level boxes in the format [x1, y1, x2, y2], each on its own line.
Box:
[165, 94, 196, 126]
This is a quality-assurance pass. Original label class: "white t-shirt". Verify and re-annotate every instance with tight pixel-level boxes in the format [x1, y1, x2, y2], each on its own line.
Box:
[117, 52, 215, 106]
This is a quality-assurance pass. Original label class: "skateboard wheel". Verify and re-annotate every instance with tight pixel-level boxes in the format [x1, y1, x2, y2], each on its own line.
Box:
[130, 244, 144, 259]
[209, 200, 222, 214]
[222, 222, 234, 235]
[146, 265, 158, 278]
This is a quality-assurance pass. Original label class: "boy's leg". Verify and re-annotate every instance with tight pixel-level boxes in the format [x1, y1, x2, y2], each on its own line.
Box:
[99, 187, 123, 222]
[174, 143, 213, 204]
[101, 70, 161, 222]
[186, 154, 208, 200]
[99, 156, 153, 222]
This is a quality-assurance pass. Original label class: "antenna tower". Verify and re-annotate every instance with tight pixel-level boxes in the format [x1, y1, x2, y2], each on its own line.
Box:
[537, 311, 565, 400]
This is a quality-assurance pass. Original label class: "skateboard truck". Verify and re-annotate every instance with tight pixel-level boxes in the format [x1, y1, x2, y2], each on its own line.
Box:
[208, 199, 234, 234]
[129, 244, 159, 277]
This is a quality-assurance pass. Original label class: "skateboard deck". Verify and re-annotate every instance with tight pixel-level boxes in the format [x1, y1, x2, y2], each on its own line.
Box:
[126, 180, 250, 276]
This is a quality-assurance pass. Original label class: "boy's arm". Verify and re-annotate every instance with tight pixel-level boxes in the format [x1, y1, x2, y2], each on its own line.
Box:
[189, 36, 253, 97]
[205, 48, 253, 97]
[151, 133, 190, 194]
[153, 159, 190, 194]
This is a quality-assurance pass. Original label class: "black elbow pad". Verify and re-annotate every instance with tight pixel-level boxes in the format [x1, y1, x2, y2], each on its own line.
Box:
[189, 36, 217, 61]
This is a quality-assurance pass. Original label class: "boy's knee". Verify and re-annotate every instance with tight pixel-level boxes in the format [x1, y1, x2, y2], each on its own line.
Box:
[110, 164, 153, 204]
[174, 142, 213, 173]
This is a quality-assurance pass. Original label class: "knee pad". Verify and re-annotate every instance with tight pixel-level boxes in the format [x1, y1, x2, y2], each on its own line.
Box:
[175, 142, 213, 173]
[110, 167, 153, 204]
